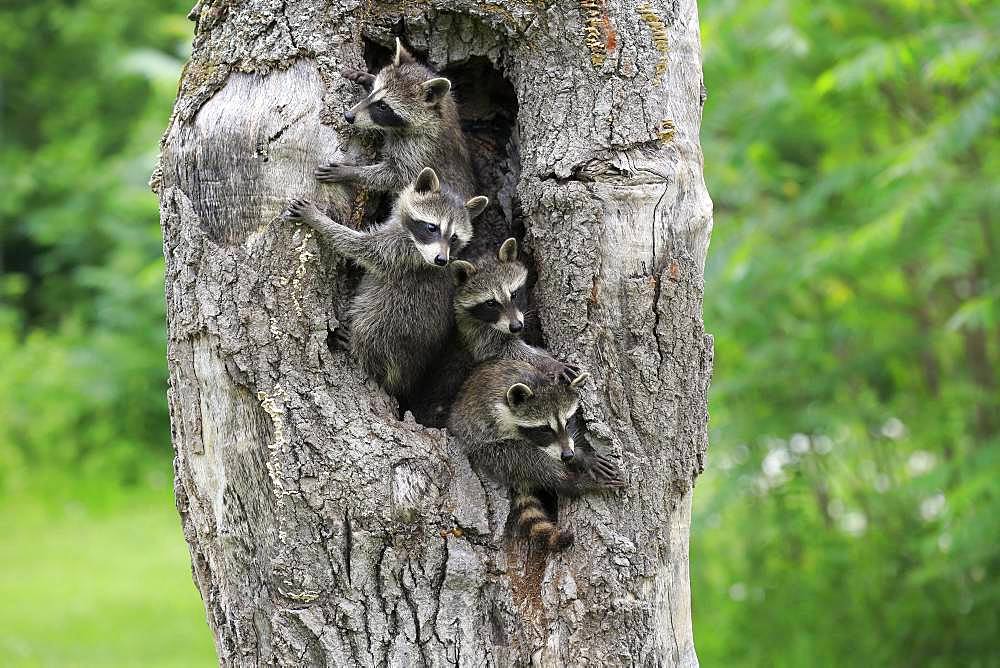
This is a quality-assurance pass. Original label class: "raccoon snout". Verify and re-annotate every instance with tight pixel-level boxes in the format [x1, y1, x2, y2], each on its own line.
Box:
[434, 255, 448, 266]
[509, 320, 524, 333]
[344, 109, 356, 123]
[560, 438, 576, 462]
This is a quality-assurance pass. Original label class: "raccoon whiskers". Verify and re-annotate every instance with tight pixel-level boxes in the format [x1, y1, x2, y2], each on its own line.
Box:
[519, 306, 540, 319]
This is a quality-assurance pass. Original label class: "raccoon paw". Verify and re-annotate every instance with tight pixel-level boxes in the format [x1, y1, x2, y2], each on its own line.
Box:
[589, 454, 627, 489]
[315, 162, 356, 183]
[332, 324, 351, 350]
[558, 363, 583, 385]
[529, 526, 574, 553]
[340, 67, 375, 89]
[284, 198, 320, 222]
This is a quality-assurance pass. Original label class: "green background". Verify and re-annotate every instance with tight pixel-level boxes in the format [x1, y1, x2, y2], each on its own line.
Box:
[1, 0, 997, 665]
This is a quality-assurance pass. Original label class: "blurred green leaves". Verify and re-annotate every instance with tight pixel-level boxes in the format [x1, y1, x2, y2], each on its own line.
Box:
[695, 0, 1000, 664]
[0, 0, 190, 492]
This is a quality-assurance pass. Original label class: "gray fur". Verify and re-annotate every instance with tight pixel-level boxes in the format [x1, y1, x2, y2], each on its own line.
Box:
[285, 169, 487, 397]
[457, 238, 579, 379]
[409, 238, 581, 427]
[316, 39, 476, 200]
[448, 359, 625, 550]
[448, 359, 625, 494]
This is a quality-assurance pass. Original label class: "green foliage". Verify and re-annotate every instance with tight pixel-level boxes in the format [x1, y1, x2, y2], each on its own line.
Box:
[0, 0, 190, 489]
[695, 0, 1000, 664]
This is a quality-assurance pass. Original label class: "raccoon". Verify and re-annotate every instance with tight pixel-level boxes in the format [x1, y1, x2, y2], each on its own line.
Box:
[454, 237, 579, 381]
[409, 238, 582, 427]
[316, 39, 476, 200]
[448, 359, 625, 551]
[285, 167, 488, 398]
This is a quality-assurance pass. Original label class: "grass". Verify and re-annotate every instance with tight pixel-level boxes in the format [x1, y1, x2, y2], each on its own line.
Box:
[0, 483, 216, 667]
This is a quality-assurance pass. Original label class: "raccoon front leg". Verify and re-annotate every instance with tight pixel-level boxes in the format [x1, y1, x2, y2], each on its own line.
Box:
[285, 199, 389, 275]
[315, 161, 401, 193]
[314, 162, 363, 184]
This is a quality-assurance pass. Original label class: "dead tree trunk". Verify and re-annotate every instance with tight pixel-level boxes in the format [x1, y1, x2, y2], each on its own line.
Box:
[154, 1, 712, 665]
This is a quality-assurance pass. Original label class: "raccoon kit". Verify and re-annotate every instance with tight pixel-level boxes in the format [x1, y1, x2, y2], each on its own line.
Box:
[411, 237, 584, 426]
[316, 39, 477, 200]
[448, 359, 625, 551]
[286, 167, 488, 397]
[455, 237, 580, 380]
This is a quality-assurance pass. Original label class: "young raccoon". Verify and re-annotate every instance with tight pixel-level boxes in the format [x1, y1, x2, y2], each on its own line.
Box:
[409, 238, 582, 427]
[448, 359, 625, 551]
[316, 39, 476, 200]
[285, 167, 488, 398]
[454, 238, 579, 381]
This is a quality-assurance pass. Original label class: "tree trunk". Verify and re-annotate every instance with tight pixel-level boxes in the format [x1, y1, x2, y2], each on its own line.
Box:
[154, 1, 713, 665]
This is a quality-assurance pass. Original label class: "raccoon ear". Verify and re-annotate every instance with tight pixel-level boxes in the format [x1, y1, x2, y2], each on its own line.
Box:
[465, 196, 489, 219]
[414, 167, 441, 194]
[498, 237, 518, 263]
[569, 372, 591, 389]
[393, 37, 416, 67]
[450, 260, 477, 286]
[422, 77, 452, 105]
[506, 383, 534, 407]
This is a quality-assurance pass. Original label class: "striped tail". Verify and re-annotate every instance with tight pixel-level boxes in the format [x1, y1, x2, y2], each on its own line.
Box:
[512, 490, 574, 552]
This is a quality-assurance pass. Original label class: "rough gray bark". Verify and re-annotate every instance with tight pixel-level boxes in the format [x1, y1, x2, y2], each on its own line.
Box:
[154, 1, 713, 666]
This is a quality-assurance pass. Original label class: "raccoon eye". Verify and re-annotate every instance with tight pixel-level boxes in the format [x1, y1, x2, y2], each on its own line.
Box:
[510, 289, 519, 300]
[425, 223, 439, 234]
[485, 299, 500, 308]
[450, 233, 459, 244]
[371, 100, 389, 111]
[521, 425, 556, 440]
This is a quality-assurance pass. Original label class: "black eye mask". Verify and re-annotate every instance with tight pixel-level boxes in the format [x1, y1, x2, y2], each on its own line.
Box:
[510, 286, 527, 309]
[518, 424, 557, 446]
[404, 216, 441, 244]
[368, 99, 407, 127]
[468, 299, 503, 323]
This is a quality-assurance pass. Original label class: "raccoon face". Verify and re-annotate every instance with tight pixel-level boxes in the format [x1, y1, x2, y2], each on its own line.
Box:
[501, 374, 590, 461]
[344, 39, 453, 131]
[398, 168, 488, 267]
[455, 238, 528, 333]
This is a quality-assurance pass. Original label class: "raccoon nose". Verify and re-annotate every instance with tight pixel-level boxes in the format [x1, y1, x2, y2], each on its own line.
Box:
[344, 110, 355, 123]
[434, 255, 448, 266]
[560, 451, 575, 463]
[509, 320, 523, 333]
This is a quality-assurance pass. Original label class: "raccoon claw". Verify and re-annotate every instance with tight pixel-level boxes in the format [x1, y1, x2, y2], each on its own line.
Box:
[591, 456, 626, 488]
[340, 67, 375, 90]
[284, 198, 320, 222]
[315, 162, 357, 183]
[568, 451, 624, 488]
[558, 364, 583, 385]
